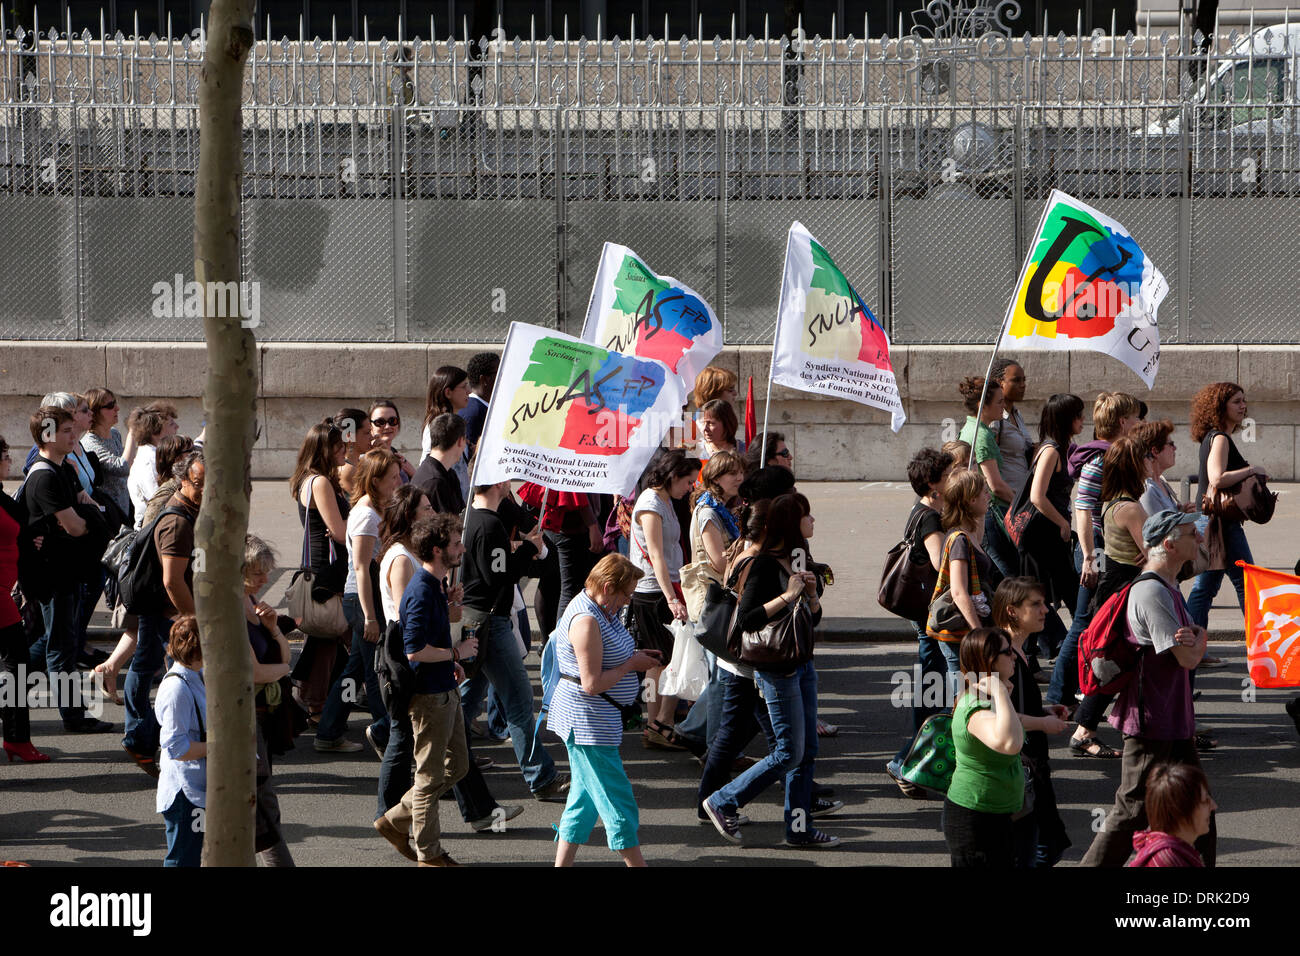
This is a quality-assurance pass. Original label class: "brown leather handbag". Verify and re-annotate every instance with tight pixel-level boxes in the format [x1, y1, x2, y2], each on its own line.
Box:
[1204, 473, 1277, 525]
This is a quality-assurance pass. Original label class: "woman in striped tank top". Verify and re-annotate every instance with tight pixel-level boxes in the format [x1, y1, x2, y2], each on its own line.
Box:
[550, 554, 663, 866]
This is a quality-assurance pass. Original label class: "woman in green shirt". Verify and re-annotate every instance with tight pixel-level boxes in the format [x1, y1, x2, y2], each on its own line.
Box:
[956, 377, 1018, 579]
[943, 626, 1024, 868]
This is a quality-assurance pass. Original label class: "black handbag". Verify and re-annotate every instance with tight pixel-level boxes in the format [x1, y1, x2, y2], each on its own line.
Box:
[1003, 441, 1058, 549]
[732, 563, 816, 673]
[878, 507, 938, 623]
[693, 556, 752, 668]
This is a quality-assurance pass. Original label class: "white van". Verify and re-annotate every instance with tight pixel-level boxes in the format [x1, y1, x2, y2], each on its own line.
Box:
[1141, 23, 1300, 135]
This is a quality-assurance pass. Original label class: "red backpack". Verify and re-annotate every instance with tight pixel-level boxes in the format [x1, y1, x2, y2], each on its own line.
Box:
[1077, 572, 1162, 696]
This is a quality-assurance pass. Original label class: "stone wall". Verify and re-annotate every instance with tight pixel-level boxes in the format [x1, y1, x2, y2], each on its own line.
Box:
[1, 342, 1296, 481]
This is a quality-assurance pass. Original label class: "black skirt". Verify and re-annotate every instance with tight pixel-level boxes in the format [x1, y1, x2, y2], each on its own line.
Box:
[629, 590, 674, 658]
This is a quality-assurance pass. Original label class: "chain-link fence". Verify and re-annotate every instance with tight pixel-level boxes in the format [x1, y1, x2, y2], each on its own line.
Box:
[5, 24, 1300, 344]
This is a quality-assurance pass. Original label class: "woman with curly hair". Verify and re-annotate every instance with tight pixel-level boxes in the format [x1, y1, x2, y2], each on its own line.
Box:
[1187, 383, 1264, 630]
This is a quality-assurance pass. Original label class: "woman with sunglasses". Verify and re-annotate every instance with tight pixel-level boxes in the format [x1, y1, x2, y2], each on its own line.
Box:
[368, 401, 416, 483]
[80, 388, 138, 521]
[1133, 421, 1194, 517]
[943, 626, 1024, 868]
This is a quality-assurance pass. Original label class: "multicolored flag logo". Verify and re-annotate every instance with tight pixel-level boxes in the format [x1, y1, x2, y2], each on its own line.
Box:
[580, 243, 723, 386]
[771, 221, 905, 431]
[1239, 560, 1300, 688]
[1001, 190, 1167, 388]
[475, 322, 687, 494]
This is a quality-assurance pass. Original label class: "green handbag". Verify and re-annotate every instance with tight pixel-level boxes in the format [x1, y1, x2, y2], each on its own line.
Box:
[897, 713, 956, 798]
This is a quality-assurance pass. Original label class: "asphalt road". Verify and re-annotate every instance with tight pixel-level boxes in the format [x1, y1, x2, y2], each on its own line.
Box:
[2, 482, 1297, 866]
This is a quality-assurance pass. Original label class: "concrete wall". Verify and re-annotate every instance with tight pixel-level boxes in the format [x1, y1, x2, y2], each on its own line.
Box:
[1, 342, 1295, 482]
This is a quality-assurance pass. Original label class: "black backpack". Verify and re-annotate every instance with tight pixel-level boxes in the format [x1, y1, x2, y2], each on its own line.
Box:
[104, 506, 190, 616]
[375, 619, 416, 720]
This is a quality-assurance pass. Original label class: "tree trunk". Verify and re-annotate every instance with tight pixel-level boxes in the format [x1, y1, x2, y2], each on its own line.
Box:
[194, 0, 258, 867]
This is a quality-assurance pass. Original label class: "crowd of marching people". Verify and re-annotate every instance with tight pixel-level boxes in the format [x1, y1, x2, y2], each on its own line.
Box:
[0, 354, 1295, 868]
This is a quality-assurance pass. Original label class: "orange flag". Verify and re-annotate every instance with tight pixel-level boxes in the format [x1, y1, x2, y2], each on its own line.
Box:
[1238, 560, 1300, 688]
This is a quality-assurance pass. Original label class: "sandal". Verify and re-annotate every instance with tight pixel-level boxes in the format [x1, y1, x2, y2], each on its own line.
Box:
[643, 720, 687, 752]
[1194, 731, 1217, 751]
[817, 720, 839, 738]
[1069, 735, 1120, 759]
[92, 663, 122, 706]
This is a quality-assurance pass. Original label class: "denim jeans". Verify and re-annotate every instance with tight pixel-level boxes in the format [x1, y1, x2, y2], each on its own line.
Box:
[377, 711, 413, 820]
[1187, 520, 1253, 629]
[39, 589, 86, 725]
[893, 622, 950, 765]
[123, 612, 170, 751]
[707, 661, 819, 840]
[935, 638, 961, 676]
[459, 613, 557, 793]
[697, 668, 777, 819]
[1048, 536, 1099, 706]
[317, 593, 389, 745]
[162, 791, 204, 867]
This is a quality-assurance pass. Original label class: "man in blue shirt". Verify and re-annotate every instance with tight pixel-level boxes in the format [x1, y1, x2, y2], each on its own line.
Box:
[374, 513, 479, 867]
[457, 351, 499, 459]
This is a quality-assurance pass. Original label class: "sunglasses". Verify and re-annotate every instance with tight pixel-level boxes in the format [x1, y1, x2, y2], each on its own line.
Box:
[997, 646, 1014, 657]
[98, 401, 117, 410]
[371, 417, 400, 428]
[775, 448, 793, 459]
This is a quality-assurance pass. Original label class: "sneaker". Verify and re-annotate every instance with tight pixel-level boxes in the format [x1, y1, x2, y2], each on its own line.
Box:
[885, 761, 924, 799]
[811, 797, 844, 818]
[374, 817, 417, 861]
[473, 755, 495, 771]
[697, 811, 750, 827]
[783, 829, 841, 849]
[418, 852, 461, 867]
[533, 773, 570, 802]
[701, 798, 743, 845]
[364, 726, 386, 760]
[314, 736, 363, 753]
[470, 804, 524, 832]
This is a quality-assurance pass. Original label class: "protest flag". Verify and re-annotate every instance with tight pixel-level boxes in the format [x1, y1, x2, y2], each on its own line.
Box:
[765, 221, 905, 435]
[579, 242, 723, 387]
[472, 322, 688, 496]
[1238, 560, 1300, 688]
[999, 189, 1168, 389]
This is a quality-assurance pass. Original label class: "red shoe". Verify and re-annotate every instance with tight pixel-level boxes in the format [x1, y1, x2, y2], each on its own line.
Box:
[3, 741, 51, 763]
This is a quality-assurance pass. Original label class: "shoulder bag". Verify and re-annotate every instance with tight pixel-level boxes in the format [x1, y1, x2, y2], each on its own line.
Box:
[694, 553, 752, 667]
[877, 506, 939, 623]
[926, 531, 982, 640]
[679, 504, 720, 621]
[1205, 472, 1277, 526]
[1003, 441, 1057, 549]
[897, 711, 956, 797]
[734, 560, 815, 672]
[285, 477, 349, 639]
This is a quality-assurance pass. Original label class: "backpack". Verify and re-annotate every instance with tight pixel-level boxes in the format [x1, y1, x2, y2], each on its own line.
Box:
[106, 506, 191, 616]
[375, 619, 417, 720]
[1077, 571, 1163, 696]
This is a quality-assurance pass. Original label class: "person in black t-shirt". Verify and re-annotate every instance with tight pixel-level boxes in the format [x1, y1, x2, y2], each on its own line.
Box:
[412, 414, 466, 516]
[22, 406, 112, 734]
[886, 447, 956, 793]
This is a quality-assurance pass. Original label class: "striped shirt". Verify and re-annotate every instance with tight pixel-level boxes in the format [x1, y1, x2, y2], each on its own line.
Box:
[547, 591, 640, 747]
[1074, 455, 1106, 539]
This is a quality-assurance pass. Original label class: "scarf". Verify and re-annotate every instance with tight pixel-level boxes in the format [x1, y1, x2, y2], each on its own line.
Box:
[696, 491, 739, 540]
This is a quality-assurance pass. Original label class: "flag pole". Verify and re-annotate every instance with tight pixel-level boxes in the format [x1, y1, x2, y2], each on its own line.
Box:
[971, 194, 1055, 471]
[761, 225, 798, 462]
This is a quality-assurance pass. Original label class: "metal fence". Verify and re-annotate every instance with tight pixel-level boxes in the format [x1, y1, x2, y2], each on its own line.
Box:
[4, 13, 1300, 343]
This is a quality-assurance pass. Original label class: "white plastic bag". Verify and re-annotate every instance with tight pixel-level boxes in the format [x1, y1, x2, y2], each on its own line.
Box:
[658, 619, 709, 699]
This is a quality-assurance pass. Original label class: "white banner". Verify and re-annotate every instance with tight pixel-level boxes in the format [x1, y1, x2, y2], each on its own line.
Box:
[474, 322, 688, 495]
[772, 221, 905, 432]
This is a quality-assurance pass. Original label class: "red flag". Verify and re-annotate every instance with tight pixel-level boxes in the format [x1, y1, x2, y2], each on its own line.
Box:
[1238, 560, 1300, 688]
[744, 376, 756, 445]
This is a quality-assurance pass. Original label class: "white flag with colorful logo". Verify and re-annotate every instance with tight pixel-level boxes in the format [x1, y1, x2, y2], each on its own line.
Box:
[1000, 189, 1167, 388]
[580, 242, 723, 386]
[474, 322, 688, 495]
[772, 221, 905, 431]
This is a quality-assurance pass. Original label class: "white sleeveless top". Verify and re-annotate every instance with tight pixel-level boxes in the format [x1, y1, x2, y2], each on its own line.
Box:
[379, 542, 419, 623]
